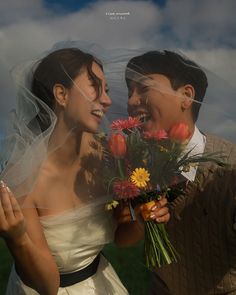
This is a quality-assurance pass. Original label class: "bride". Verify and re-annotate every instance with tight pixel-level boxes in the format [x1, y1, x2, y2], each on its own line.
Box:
[0, 47, 169, 294]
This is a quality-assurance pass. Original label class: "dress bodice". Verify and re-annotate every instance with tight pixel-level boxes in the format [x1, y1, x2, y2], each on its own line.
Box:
[6, 198, 129, 294]
[39, 200, 116, 273]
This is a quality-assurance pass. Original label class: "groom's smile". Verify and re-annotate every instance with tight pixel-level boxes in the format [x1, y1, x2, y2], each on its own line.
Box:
[127, 74, 185, 133]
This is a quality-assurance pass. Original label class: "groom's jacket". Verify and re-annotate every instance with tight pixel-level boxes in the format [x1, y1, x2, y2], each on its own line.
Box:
[151, 133, 236, 295]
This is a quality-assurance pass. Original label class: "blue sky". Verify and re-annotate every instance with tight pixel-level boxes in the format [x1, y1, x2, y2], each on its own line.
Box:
[44, 0, 167, 11]
[44, 0, 96, 12]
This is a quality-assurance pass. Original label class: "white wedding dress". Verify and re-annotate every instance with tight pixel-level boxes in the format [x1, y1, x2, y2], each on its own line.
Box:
[5, 200, 129, 294]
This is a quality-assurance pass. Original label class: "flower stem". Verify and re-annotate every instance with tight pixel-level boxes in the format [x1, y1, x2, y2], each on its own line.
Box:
[144, 220, 178, 269]
[117, 159, 125, 179]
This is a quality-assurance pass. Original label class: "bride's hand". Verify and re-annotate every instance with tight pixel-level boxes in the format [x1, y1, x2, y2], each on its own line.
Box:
[137, 197, 170, 223]
[115, 196, 170, 224]
[114, 201, 132, 224]
[0, 181, 26, 243]
[140, 197, 170, 223]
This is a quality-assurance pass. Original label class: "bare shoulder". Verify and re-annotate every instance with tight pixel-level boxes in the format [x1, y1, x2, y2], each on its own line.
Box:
[23, 161, 59, 209]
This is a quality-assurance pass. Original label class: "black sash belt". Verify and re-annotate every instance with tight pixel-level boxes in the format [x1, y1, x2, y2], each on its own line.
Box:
[60, 254, 100, 287]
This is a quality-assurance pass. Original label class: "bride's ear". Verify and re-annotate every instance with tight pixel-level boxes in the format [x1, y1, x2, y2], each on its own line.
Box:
[53, 84, 68, 107]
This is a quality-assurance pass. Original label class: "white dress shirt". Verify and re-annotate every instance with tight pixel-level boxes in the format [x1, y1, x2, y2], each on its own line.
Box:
[181, 126, 206, 182]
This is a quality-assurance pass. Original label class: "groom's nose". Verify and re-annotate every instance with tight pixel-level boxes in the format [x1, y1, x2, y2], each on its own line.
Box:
[127, 91, 142, 115]
[128, 90, 142, 107]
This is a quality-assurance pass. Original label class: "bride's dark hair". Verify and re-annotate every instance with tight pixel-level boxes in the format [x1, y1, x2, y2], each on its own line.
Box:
[31, 48, 103, 132]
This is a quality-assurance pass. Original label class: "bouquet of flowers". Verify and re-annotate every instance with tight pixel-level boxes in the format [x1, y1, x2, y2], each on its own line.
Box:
[100, 117, 225, 269]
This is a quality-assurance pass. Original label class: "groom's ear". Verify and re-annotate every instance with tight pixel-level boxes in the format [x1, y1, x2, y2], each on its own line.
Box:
[53, 84, 68, 107]
[181, 84, 195, 110]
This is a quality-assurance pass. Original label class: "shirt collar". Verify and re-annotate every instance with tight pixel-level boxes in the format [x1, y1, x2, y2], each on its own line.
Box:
[181, 126, 206, 182]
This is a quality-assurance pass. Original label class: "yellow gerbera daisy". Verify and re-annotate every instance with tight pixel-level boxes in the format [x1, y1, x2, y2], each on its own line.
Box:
[131, 168, 150, 188]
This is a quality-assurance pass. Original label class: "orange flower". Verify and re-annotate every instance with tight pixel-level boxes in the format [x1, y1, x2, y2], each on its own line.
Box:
[108, 133, 127, 158]
[168, 123, 191, 143]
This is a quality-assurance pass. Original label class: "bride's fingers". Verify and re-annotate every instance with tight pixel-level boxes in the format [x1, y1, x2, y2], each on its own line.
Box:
[151, 206, 169, 218]
[8, 188, 23, 219]
[0, 181, 15, 221]
[0, 193, 7, 225]
[149, 198, 167, 211]
[156, 197, 167, 208]
[155, 212, 170, 223]
[150, 207, 170, 223]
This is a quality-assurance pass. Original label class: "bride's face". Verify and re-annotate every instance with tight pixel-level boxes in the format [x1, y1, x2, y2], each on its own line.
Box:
[62, 62, 111, 133]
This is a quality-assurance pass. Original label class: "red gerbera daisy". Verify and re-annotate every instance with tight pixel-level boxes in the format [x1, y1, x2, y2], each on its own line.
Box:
[111, 117, 141, 131]
[113, 180, 140, 200]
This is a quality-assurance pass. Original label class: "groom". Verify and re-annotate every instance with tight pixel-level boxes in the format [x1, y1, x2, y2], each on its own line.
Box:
[125, 50, 236, 295]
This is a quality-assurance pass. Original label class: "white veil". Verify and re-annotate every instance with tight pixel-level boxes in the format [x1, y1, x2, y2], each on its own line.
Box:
[0, 59, 57, 198]
[0, 44, 113, 208]
[51, 41, 236, 141]
[0, 41, 235, 207]
[0, 41, 235, 276]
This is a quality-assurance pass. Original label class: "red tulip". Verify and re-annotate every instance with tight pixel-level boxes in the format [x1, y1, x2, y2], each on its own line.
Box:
[108, 133, 127, 158]
[168, 123, 191, 143]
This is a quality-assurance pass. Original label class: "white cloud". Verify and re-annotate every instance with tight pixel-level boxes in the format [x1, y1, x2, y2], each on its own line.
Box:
[0, 0, 235, 141]
[159, 0, 236, 48]
[0, 0, 50, 26]
[0, 0, 162, 66]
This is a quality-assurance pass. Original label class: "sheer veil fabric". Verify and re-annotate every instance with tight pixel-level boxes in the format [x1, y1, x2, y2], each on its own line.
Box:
[0, 41, 235, 202]
[0, 40, 235, 295]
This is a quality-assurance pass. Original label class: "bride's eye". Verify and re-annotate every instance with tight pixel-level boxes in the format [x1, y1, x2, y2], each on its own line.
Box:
[89, 82, 95, 87]
[89, 83, 96, 92]
[105, 87, 110, 94]
[88, 78, 96, 87]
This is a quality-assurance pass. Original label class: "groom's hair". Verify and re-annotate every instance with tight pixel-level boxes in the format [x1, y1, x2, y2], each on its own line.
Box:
[125, 50, 208, 122]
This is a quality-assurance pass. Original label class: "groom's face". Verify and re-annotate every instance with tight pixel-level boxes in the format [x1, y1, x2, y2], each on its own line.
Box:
[127, 73, 185, 132]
